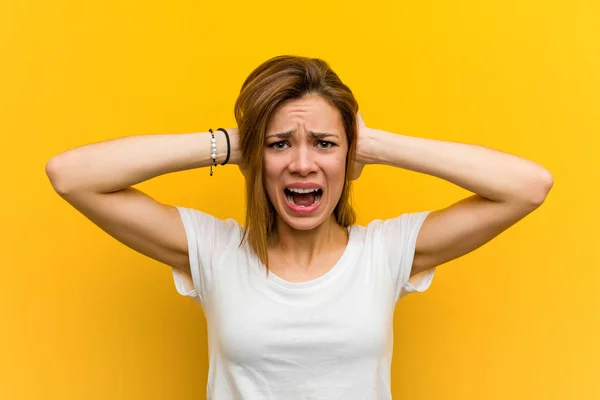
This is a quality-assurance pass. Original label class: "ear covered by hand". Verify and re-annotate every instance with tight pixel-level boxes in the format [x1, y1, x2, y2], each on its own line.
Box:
[350, 111, 369, 180]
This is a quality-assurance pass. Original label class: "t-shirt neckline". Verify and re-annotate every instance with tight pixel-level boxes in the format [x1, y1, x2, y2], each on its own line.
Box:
[266, 226, 356, 290]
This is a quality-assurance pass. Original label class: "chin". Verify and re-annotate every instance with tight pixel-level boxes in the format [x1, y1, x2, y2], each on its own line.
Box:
[281, 215, 327, 231]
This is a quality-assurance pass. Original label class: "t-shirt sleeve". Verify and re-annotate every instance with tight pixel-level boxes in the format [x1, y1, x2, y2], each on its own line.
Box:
[170, 206, 240, 305]
[376, 211, 436, 302]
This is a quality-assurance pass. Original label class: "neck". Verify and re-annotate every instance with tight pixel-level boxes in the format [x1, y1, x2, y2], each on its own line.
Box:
[269, 214, 348, 270]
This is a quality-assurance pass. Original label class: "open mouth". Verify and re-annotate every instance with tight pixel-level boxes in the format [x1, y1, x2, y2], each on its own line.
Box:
[284, 188, 323, 207]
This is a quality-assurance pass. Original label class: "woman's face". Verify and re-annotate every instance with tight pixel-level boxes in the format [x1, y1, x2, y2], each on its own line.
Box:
[263, 94, 348, 231]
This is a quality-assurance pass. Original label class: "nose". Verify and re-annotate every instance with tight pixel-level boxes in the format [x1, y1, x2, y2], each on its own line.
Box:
[288, 144, 318, 176]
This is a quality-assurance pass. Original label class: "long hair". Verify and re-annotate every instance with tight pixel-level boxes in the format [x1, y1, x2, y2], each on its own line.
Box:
[233, 55, 359, 275]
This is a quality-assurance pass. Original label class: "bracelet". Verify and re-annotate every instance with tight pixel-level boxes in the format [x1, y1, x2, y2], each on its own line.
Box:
[217, 128, 230, 166]
[208, 128, 217, 176]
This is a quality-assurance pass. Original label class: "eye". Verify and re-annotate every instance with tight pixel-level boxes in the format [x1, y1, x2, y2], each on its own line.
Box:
[316, 140, 336, 149]
[268, 140, 289, 150]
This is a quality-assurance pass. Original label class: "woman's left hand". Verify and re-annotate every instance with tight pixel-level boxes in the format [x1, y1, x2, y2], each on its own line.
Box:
[350, 111, 370, 180]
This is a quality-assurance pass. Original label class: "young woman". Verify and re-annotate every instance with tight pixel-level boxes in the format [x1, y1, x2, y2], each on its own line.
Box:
[45, 55, 553, 399]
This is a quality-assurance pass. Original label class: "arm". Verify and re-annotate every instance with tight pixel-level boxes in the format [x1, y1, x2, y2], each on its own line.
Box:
[45, 128, 241, 274]
[358, 128, 554, 277]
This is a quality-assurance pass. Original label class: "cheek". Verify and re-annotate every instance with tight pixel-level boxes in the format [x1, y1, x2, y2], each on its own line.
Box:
[329, 154, 348, 176]
[324, 159, 347, 189]
[262, 158, 282, 200]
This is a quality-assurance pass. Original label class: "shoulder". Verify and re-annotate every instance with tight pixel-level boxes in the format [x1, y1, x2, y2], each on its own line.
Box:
[175, 206, 243, 238]
[358, 211, 432, 237]
[350, 212, 432, 260]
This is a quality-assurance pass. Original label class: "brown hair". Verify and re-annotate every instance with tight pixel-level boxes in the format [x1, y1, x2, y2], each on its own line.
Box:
[233, 55, 359, 275]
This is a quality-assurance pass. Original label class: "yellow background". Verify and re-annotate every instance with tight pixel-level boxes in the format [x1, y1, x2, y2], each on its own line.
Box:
[2, 0, 598, 399]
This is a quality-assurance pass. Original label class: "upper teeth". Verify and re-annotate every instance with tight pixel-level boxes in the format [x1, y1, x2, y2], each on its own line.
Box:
[288, 188, 320, 193]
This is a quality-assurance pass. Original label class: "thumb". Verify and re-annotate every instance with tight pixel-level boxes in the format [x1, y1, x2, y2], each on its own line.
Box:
[357, 111, 366, 127]
[237, 162, 247, 178]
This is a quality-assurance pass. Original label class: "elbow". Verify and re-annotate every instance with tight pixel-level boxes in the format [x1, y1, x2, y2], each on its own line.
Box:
[45, 156, 72, 196]
[528, 169, 554, 206]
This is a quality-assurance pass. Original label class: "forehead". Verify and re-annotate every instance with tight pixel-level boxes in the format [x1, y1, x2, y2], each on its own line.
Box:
[266, 94, 343, 134]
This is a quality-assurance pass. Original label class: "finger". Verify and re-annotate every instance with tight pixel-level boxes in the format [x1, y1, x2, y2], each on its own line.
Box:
[357, 111, 366, 127]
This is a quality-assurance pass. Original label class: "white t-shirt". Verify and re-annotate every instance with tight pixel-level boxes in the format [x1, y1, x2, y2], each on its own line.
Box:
[171, 206, 436, 400]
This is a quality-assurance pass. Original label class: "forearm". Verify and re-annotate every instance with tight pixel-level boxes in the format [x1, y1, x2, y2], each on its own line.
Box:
[46, 128, 240, 194]
[360, 129, 553, 204]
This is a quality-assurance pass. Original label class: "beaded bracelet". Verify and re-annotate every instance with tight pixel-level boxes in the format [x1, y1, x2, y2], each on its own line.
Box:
[208, 128, 217, 176]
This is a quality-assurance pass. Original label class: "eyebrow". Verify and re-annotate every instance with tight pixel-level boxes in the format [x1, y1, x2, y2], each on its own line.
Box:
[265, 129, 339, 140]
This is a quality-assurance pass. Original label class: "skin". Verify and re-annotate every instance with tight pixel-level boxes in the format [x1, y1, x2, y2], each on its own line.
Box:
[263, 93, 350, 278]
[258, 92, 553, 282]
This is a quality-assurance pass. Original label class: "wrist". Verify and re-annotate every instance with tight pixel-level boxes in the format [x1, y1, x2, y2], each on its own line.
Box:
[223, 127, 242, 166]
